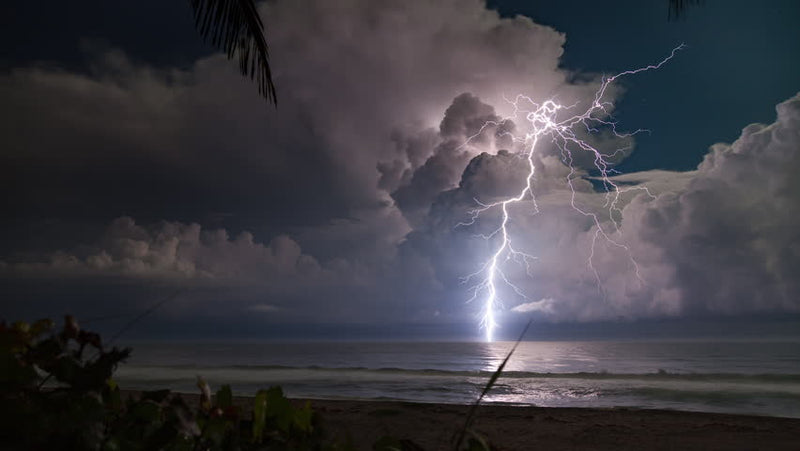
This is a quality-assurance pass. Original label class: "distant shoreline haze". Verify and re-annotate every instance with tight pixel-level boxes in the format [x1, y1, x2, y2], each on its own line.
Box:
[103, 315, 800, 342]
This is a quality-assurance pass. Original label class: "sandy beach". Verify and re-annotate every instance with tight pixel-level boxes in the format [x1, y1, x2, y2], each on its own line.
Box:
[160, 392, 800, 450]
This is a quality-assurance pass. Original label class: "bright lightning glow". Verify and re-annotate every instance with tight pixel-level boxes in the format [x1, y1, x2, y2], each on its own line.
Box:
[462, 45, 684, 342]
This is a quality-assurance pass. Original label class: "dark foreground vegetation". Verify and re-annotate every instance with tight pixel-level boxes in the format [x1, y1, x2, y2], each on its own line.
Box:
[0, 316, 490, 450]
[5, 317, 800, 450]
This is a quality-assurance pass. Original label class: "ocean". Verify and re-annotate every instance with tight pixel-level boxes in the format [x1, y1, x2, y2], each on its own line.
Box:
[115, 339, 800, 418]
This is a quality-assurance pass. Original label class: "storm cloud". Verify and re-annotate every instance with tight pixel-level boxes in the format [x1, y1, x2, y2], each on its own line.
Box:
[2, 0, 798, 331]
[403, 93, 800, 324]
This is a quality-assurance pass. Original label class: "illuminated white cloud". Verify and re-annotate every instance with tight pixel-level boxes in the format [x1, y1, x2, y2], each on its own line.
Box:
[3, 0, 797, 329]
[420, 92, 800, 321]
[5, 217, 343, 288]
[511, 298, 557, 314]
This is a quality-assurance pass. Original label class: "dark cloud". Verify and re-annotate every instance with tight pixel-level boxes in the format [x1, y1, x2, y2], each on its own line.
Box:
[3, 0, 797, 332]
[0, 49, 344, 241]
[1, 0, 582, 325]
[391, 93, 510, 226]
[1, 0, 585, 257]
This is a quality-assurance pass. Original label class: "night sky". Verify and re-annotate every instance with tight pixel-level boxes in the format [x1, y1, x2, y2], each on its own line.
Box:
[2, 0, 799, 340]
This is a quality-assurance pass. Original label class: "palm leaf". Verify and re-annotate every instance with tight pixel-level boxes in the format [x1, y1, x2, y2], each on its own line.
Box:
[668, 0, 702, 20]
[189, 0, 277, 105]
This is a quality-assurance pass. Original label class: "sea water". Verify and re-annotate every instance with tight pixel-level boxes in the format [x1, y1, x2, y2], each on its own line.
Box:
[115, 340, 800, 418]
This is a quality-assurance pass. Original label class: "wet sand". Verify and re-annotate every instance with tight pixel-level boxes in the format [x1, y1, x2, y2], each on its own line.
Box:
[158, 392, 800, 450]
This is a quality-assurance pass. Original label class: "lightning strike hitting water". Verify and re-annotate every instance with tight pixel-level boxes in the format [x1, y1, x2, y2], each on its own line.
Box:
[462, 46, 684, 342]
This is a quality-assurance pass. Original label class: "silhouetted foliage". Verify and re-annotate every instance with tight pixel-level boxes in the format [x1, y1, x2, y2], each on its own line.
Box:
[0, 316, 131, 449]
[0, 316, 334, 450]
[1, 315, 517, 450]
[452, 321, 531, 451]
[668, 0, 703, 20]
[189, 0, 277, 105]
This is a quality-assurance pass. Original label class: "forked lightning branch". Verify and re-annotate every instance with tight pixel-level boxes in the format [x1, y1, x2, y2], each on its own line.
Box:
[461, 45, 684, 342]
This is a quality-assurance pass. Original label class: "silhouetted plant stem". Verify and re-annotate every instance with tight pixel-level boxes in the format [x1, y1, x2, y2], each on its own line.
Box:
[453, 320, 531, 450]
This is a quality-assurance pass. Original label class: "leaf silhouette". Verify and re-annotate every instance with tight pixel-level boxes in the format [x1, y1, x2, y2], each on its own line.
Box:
[189, 0, 277, 105]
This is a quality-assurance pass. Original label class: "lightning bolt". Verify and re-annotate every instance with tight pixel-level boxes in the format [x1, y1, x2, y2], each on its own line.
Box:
[461, 45, 684, 342]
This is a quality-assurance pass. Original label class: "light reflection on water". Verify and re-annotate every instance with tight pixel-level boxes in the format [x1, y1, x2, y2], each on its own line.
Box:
[116, 339, 800, 418]
[479, 341, 602, 373]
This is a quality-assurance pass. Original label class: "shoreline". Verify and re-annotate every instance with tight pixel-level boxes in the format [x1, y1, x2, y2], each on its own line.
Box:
[125, 391, 800, 450]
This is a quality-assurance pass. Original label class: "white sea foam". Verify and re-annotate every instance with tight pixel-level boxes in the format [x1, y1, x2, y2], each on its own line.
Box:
[115, 340, 800, 418]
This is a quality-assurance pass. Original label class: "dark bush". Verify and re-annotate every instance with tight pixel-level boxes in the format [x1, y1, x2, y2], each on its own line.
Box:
[0, 316, 492, 450]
